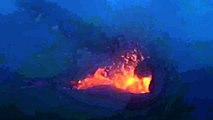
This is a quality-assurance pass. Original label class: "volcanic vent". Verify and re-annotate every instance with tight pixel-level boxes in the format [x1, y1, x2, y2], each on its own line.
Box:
[73, 49, 152, 94]
[66, 39, 168, 115]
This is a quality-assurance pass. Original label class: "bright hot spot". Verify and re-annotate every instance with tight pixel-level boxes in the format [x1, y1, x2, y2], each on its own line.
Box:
[74, 49, 152, 94]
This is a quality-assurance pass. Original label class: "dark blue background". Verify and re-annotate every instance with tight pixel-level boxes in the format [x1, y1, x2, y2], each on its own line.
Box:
[0, 0, 213, 120]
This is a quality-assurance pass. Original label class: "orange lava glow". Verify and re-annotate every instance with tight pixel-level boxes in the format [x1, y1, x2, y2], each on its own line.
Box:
[74, 49, 152, 94]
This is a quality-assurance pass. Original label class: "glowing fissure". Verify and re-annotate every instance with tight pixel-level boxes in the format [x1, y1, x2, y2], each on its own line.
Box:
[74, 49, 152, 94]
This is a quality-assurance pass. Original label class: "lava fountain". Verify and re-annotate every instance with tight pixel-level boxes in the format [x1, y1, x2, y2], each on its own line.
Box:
[73, 49, 152, 94]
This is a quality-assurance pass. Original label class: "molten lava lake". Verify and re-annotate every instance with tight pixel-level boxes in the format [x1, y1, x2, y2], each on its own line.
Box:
[73, 49, 152, 94]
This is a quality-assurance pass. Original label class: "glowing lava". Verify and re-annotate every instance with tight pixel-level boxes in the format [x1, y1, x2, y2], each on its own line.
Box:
[74, 49, 152, 94]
